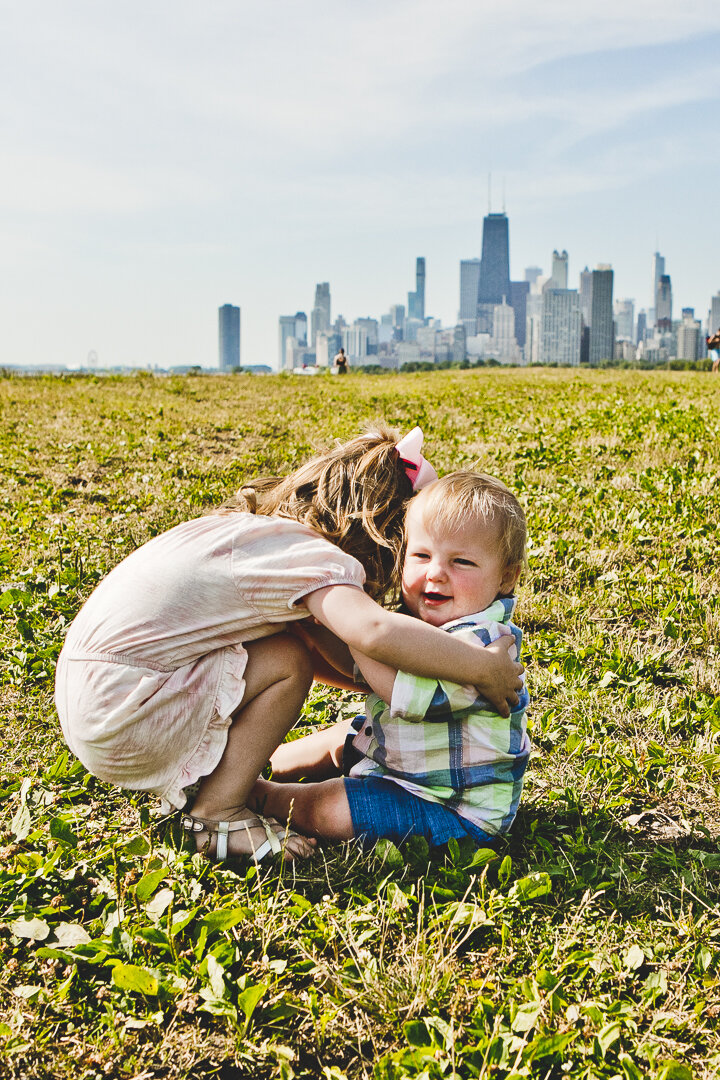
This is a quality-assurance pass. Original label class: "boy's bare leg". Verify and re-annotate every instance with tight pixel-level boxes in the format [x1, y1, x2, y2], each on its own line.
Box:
[251, 775, 355, 841]
[269, 718, 353, 782]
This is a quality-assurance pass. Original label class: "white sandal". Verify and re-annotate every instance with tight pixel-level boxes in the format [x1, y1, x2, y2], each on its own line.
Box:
[181, 809, 297, 862]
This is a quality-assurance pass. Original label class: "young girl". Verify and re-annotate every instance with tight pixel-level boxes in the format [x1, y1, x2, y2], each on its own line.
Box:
[252, 471, 530, 850]
[54, 427, 524, 861]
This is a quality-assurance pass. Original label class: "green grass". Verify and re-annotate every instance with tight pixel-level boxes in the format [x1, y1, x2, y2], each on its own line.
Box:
[1, 367, 719, 1079]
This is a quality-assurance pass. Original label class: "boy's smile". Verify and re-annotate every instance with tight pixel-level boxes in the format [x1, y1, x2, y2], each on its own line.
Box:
[401, 501, 520, 628]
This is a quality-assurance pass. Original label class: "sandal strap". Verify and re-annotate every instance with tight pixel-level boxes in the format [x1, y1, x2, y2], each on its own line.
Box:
[256, 813, 282, 856]
[181, 811, 287, 861]
[181, 812, 258, 834]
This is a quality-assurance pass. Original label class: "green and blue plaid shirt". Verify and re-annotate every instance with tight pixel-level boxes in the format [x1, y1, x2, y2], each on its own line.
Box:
[347, 597, 530, 836]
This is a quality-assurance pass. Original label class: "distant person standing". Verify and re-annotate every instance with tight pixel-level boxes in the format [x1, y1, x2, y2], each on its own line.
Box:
[707, 331, 720, 373]
[333, 347, 348, 375]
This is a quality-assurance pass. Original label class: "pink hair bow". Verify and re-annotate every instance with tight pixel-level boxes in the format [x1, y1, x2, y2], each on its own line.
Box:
[395, 427, 438, 491]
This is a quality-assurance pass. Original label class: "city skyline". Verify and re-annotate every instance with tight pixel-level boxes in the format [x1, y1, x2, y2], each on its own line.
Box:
[2, 3, 719, 370]
[274, 219, 713, 371]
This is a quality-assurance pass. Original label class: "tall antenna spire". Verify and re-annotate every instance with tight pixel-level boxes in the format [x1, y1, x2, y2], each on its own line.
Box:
[502, 175, 506, 213]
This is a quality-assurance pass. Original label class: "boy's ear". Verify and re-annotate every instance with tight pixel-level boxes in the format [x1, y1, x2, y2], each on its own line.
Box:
[499, 563, 522, 595]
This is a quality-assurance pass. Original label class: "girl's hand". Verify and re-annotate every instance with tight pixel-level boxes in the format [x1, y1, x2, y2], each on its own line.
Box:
[480, 636, 524, 718]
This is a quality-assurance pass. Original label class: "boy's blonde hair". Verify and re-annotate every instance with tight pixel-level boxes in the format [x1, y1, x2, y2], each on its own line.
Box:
[409, 471, 527, 573]
[222, 424, 413, 601]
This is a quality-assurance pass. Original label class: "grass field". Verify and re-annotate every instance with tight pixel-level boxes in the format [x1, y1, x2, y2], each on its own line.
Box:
[1, 367, 719, 1080]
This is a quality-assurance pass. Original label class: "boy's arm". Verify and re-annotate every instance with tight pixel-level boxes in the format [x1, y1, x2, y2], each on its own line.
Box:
[349, 647, 397, 704]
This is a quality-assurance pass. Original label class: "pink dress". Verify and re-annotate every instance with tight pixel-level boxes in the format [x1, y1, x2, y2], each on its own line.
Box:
[54, 514, 365, 808]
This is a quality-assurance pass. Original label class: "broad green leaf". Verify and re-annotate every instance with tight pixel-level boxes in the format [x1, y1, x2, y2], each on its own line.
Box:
[120, 835, 151, 856]
[695, 945, 713, 973]
[465, 846, 499, 869]
[146, 887, 174, 920]
[237, 982, 266, 1025]
[13, 985, 46, 1002]
[498, 854, 512, 886]
[206, 954, 226, 999]
[53, 922, 91, 947]
[512, 1002, 541, 1033]
[0, 588, 32, 610]
[11, 916, 50, 941]
[596, 1021, 622, 1056]
[374, 839, 403, 869]
[200, 907, 247, 933]
[170, 908, 198, 936]
[112, 963, 159, 996]
[623, 944, 645, 970]
[49, 817, 79, 847]
[135, 866, 169, 902]
[198, 996, 237, 1019]
[439, 901, 492, 929]
[656, 1063, 693, 1080]
[619, 1052, 645, 1080]
[524, 1031, 575, 1061]
[403, 1019, 433, 1047]
[512, 872, 552, 901]
[404, 835, 430, 862]
[11, 779, 33, 842]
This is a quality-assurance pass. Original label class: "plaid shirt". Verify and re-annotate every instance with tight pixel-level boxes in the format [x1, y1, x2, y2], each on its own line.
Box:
[347, 597, 530, 836]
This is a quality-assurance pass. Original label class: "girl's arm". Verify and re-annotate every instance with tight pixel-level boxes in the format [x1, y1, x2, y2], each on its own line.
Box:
[304, 585, 523, 718]
[291, 620, 354, 677]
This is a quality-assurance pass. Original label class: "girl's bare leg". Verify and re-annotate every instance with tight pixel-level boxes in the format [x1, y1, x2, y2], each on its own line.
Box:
[269, 718, 353, 782]
[251, 775, 354, 841]
[189, 634, 316, 859]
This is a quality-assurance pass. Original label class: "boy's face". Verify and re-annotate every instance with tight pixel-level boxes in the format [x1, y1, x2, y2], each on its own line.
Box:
[401, 501, 520, 628]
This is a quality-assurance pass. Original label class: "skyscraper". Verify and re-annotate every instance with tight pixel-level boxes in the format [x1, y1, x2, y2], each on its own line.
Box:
[509, 280, 529, 348]
[390, 304, 406, 331]
[677, 309, 700, 360]
[408, 258, 426, 320]
[311, 282, 331, 345]
[540, 289, 582, 366]
[459, 259, 482, 321]
[589, 266, 614, 364]
[614, 298, 634, 341]
[709, 292, 720, 336]
[489, 300, 523, 363]
[294, 311, 308, 346]
[636, 310, 647, 344]
[218, 304, 241, 370]
[656, 275, 672, 332]
[579, 267, 593, 364]
[478, 213, 511, 331]
[550, 250, 568, 289]
[652, 252, 665, 325]
[278, 314, 296, 369]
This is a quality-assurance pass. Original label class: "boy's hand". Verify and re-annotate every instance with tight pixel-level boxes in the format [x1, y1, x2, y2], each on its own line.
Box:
[481, 635, 524, 718]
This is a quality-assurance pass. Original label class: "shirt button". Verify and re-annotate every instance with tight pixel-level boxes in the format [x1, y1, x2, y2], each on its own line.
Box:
[365, 727, 372, 736]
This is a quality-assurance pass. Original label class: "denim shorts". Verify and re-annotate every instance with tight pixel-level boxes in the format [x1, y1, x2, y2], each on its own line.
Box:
[342, 717, 497, 848]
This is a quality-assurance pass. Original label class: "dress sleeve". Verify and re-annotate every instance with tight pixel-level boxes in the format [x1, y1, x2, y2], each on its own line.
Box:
[231, 517, 366, 618]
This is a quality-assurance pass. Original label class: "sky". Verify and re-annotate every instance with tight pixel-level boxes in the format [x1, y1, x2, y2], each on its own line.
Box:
[2, 1, 720, 370]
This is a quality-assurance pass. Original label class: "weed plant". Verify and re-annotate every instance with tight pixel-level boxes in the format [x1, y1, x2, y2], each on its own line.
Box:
[0, 368, 719, 1079]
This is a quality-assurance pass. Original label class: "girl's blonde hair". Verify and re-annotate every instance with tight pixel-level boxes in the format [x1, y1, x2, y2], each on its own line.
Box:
[222, 424, 413, 601]
[410, 471, 527, 573]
